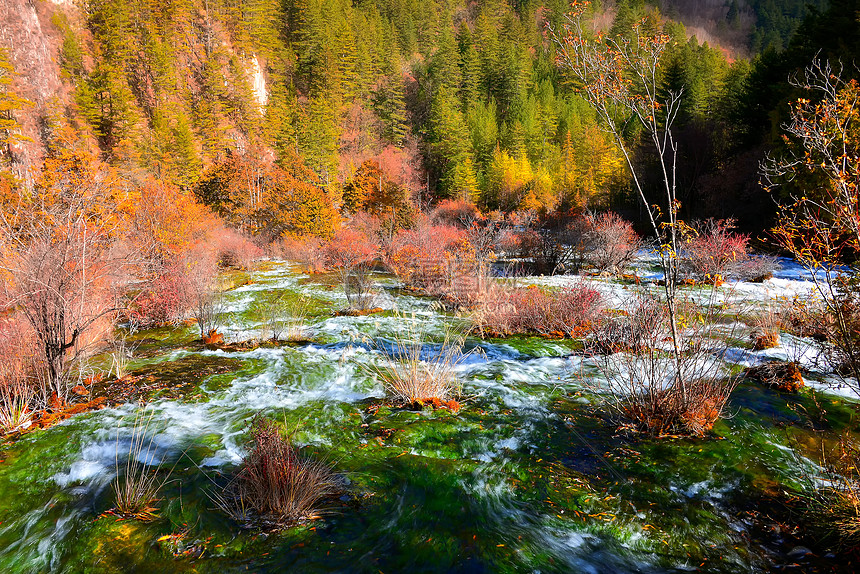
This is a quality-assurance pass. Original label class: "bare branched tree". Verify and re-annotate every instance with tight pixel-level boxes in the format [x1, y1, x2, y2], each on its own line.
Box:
[0, 164, 129, 405]
[550, 2, 688, 395]
[762, 58, 860, 392]
[179, 252, 223, 339]
[323, 228, 378, 311]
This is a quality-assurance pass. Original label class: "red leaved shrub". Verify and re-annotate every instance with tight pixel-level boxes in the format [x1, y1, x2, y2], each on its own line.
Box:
[323, 228, 378, 269]
[212, 227, 262, 270]
[130, 265, 191, 327]
[277, 234, 326, 273]
[323, 227, 379, 310]
[431, 199, 482, 228]
[586, 212, 642, 274]
[475, 283, 603, 337]
[681, 219, 753, 283]
[384, 217, 476, 297]
[129, 245, 221, 336]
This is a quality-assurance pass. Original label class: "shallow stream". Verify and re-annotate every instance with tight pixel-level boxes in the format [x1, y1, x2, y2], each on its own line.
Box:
[0, 261, 856, 573]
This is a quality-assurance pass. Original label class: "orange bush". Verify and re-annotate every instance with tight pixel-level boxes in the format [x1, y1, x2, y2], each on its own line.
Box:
[128, 178, 218, 265]
[384, 217, 476, 297]
[196, 150, 339, 240]
[475, 284, 603, 338]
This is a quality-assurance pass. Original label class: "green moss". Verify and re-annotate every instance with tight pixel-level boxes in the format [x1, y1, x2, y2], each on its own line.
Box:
[4, 261, 860, 572]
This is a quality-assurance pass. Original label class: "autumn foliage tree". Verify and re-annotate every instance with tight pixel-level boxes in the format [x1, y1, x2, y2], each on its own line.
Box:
[763, 59, 860, 393]
[196, 150, 339, 241]
[0, 137, 131, 404]
[0, 47, 30, 168]
[128, 178, 218, 267]
[342, 159, 414, 230]
[551, 2, 735, 435]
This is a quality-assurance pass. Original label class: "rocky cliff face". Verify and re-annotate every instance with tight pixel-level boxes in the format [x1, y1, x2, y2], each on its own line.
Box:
[0, 0, 270, 184]
[0, 0, 66, 182]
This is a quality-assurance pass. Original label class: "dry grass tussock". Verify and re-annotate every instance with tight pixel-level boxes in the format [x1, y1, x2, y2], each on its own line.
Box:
[215, 418, 337, 527]
[745, 303, 782, 351]
[363, 311, 478, 405]
[112, 407, 174, 520]
[0, 318, 41, 432]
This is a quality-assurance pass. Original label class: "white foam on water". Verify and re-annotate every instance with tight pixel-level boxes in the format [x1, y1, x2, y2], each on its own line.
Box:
[806, 375, 860, 400]
[14, 258, 857, 571]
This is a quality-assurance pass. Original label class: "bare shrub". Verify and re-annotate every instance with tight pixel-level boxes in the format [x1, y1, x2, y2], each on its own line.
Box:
[732, 254, 782, 282]
[178, 249, 223, 339]
[0, 169, 127, 405]
[323, 227, 378, 311]
[583, 292, 740, 436]
[258, 293, 312, 342]
[223, 418, 337, 526]
[587, 295, 665, 354]
[503, 212, 640, 276]
[585, 212, 643, 275]
[509, 214, 593, 275]
[474, 283, 603, 338]
[779, 285, 860, 376]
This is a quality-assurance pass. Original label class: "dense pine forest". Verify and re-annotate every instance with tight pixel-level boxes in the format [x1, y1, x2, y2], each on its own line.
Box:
[2, 0, 855, 233]
[5, 1, 860, 572]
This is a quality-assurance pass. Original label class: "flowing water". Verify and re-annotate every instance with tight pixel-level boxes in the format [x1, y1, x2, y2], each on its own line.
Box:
[0, 261, 856, 573]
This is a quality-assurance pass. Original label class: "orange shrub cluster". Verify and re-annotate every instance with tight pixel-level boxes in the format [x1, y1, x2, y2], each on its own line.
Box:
[475, 284, 604, 338]
[196, 150, 339, 241]
[384, 216, 477, 298]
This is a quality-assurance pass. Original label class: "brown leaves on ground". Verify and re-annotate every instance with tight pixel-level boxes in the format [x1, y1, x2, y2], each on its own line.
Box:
[30, 396, 109, 430]
[408, 397, 461, 412]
